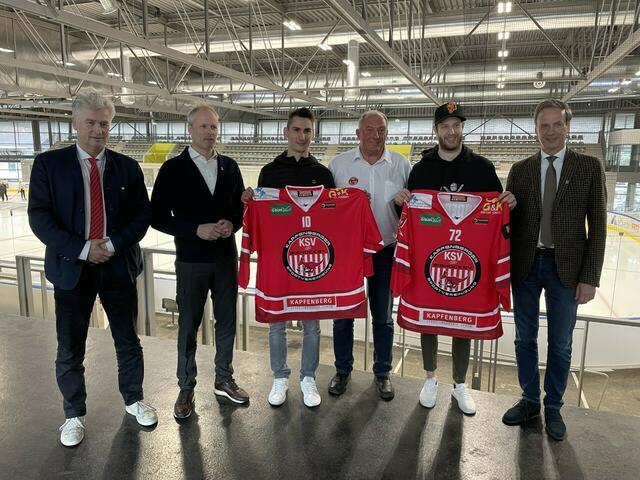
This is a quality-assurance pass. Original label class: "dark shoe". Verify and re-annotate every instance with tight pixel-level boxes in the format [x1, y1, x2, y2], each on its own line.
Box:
[502, 399, 541, 425]
[174, 389, 195, 419]
[328, 373, 351, 396]
[214, 379, 250, 404]
[545, 408, 566, 441]
[375, 376, 395, 400]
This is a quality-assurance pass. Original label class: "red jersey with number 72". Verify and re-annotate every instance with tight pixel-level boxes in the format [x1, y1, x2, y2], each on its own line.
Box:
[239, 185, 383, 323]
[391, 190, 511, 340]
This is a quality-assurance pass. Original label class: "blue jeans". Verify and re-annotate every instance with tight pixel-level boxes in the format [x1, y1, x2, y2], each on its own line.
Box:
[269, 321, 320, 380]
[513, 254, 578, 410]
[333, 245, 394, 377]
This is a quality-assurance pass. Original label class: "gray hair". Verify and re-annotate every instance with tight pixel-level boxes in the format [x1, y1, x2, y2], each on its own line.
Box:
[534, 99, 572, 125]
[187, 104, 219, 126]
[71, 88, 115, 120]
[358, 110, 388, 129]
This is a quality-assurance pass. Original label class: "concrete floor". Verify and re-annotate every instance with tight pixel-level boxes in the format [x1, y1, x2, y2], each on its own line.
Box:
[2, 314, 640, 480]
[151, 313, 640, 419]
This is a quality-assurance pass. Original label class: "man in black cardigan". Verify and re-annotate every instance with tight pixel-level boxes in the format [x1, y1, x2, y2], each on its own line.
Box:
[151, 105, 249, 419]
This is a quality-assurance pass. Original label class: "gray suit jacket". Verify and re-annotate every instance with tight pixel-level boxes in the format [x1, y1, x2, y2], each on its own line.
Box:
[506, 148, 607, 288]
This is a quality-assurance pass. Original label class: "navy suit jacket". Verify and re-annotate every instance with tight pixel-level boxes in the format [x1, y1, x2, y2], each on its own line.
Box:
[28, 145, 151, 289]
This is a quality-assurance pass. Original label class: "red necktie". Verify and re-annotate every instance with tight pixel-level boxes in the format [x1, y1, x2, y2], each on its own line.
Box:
[88, 157, 104, 240]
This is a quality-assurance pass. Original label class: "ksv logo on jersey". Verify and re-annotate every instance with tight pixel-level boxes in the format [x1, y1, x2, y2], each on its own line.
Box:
[425, 244, 481, 297]
[348, 176, 359, 186]
[282, 230, 335, 282]
[271, 204, 292, 216]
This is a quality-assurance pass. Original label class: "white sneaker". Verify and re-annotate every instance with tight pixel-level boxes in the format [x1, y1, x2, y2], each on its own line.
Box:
[419, 378, 438, 408]
[268, 378, 289, 406]
[59, 417, 85, 447]
[125, 400, 158, 426]
[300, 376, 321, 408]
[452, 383, 477, 415]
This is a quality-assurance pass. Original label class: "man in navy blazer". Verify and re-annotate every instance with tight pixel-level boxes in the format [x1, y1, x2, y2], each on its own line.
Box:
[28, 89, 157, 447]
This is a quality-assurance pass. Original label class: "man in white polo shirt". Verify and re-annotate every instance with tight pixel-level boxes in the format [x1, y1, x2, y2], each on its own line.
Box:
[328, 110, 410, 399]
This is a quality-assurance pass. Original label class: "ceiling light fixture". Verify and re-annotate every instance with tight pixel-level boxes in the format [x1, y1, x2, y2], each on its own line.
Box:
[98, 0, 118, 14]
[107, 72, 122, 77]
[342, 59, 354, 66]
[497, 2, 512, 14]
[147, 80, 158, 85]
[621, 79, 632, 85]
[283, 20, 301, 31]
[498, 32, 511, 40]
[497, 83, 505, 89]
[0, 47, 14, 53]
[318, 43, 332, 51]
[361, 71, 372, 77]
[498, 50, 509, 58]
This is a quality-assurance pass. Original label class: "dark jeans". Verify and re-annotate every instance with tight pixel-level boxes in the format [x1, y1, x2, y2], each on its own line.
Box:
[420, 334, 471, 384]
[175, 256, 238, 389]
[333, 245, 394, 377]
[54, 264, 143, 418]
[513, 253, 578, 410]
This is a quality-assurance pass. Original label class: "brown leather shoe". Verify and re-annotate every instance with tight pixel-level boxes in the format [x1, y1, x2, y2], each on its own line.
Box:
[214, 379, 250, 404]
[174, 389, 195, 419]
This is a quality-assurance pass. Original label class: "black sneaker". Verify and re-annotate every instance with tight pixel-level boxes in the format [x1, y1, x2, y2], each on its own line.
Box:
[545, 408, 566, 441]
[502, 399, 541, 425]
[214, 379, 250, 404]
[328, 373, 351, 396]
[375, 376, 395, 400]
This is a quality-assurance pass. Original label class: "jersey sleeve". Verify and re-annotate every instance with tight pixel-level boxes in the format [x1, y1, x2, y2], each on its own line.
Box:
[495, 206, 511, 311]
[238, 201, 256, 289]
[391, 205, 412, 297]
[362, 194, 384, 277]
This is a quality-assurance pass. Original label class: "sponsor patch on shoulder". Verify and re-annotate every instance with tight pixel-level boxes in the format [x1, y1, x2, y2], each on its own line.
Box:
[254, 187, 279, 201]
[321, 202, 336, 209]
[408, 193, 433, 209]
[328, 188, 350, 198]
[473, 217, 489, 224]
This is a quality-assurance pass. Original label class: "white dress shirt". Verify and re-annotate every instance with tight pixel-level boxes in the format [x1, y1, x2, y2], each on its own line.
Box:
[329, 147, 411, 246]
[76, 144, 115, 260]
[537, 145, 566, 247]
[189, 146, 218, 194]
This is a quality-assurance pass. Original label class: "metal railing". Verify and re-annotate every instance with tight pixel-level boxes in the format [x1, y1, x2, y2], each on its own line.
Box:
[8, 250, 640, 410]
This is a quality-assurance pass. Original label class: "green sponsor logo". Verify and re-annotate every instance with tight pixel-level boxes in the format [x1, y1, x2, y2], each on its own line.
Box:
[420, 213, 442, 226]
[271, 204, 292, 216]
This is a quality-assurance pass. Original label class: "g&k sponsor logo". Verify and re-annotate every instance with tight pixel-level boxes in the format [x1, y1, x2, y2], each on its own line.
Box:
[328, 188, 349, 199]
[481, 197, 503, 214]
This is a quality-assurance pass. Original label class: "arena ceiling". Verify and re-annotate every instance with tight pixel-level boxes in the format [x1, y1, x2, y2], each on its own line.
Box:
[0, 0, 639, 122]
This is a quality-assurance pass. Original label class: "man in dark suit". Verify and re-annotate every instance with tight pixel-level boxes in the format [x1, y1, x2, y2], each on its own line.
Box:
[503, 99, 607, 440]
[28, 89, 155, 447]
[151, 104, 249, 420]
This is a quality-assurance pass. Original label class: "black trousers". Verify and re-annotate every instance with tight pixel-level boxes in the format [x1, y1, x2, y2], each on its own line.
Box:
[175, 255, 238, 389]
[54, 264, 143, 418]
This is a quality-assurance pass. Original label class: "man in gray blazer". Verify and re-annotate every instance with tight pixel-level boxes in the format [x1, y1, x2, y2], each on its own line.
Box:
[502, 99, 607, 441]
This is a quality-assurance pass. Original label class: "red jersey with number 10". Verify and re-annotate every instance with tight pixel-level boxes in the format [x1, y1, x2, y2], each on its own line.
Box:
[239, 185, 383, 323]
[391, 190, 511, 340]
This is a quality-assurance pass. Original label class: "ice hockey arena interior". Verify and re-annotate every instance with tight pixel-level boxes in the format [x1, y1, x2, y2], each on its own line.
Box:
[0, 0, 639, 479]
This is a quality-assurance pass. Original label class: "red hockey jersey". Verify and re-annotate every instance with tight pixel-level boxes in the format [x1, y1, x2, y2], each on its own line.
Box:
[391, 190, 511, 340]
[239, 185, 383, 323]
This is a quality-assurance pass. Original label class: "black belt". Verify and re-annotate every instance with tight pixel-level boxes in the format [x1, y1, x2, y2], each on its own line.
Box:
[535, 247, 555, 256]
